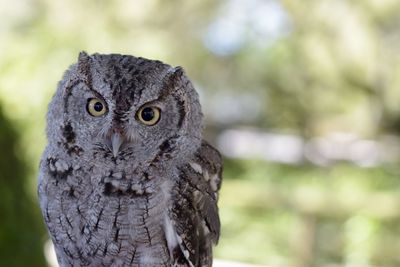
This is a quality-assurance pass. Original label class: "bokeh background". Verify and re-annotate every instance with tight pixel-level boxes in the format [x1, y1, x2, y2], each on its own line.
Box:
[1, 0, 400, 266]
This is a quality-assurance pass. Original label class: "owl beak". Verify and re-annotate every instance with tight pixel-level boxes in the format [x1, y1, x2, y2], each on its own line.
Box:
[111, 133, 124, 157]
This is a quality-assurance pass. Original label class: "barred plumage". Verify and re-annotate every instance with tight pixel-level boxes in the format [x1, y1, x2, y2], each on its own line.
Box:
[38, 52, 222, 267]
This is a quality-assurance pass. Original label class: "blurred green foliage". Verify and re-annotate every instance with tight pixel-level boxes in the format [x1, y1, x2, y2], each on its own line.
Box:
[1, 0, 400, 266]
[219, 160, 400, 266]
[0, 105, 46, 266]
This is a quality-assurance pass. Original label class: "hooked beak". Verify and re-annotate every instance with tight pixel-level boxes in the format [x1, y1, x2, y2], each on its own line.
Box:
[111, 133, 124, 157]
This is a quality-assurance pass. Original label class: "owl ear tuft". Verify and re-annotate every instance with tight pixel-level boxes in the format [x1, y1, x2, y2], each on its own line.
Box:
[161, 66, 186, 94]
[77, 51, 91, 80]
[165, 66, 185, 86]
[78, 51, 89, 62]
[172, 66, 185, 78]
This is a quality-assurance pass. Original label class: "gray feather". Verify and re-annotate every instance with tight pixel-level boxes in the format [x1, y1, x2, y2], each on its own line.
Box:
[38, 52, 222, 267]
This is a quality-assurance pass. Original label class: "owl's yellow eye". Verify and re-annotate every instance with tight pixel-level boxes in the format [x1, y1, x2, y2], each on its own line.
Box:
[87, 98, 107, 117]
[137, 106, 161, 125]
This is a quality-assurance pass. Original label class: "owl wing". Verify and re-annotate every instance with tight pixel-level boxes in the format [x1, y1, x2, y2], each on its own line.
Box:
[169, 140, 223, 267]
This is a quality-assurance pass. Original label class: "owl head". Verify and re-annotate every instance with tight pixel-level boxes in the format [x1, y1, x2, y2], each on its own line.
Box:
[46, 52, 203, 168]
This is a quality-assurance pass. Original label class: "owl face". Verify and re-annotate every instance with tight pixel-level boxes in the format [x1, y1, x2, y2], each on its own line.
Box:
[48, 53, 203, 167]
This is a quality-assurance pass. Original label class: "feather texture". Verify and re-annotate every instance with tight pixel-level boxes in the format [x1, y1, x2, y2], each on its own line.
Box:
[38, 53, 222, 267]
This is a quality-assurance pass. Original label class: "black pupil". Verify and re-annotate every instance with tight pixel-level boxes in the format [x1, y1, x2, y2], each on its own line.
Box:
[141, 107, 154, 121]
[93, 101, 103, 112]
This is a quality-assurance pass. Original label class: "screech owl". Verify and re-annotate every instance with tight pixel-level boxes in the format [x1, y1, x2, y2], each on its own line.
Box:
[37, 52, 223, 267]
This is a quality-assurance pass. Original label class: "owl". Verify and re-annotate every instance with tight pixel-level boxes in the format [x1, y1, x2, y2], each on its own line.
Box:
[37, 52, 223, 267]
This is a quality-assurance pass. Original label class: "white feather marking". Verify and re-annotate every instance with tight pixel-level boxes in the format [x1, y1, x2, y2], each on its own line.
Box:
[189, 162, 203, 174]
[176, 234, 183, 243]
[112, 171, 123, 179]
[110, 179, 120, 188]
[210, 173, 219, 191]
[164, 215, 179, 252]
[54, 159, 69, 172]
[203, 170, 210, 181]
[164, 215, 195, 267]
[201, 219, 210, 235]
[183, 249, 190, 258]
[139, 251, 155, 265]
